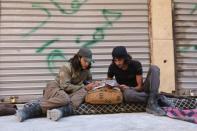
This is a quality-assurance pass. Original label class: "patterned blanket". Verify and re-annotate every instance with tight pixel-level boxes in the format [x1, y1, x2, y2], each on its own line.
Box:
[74, 97, 197, 115]
[163, 107, 197, 124]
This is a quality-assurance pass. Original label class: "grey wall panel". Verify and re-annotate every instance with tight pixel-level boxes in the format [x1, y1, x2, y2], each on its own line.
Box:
[0, 0, 150, 101]
[174, 0, 197, 95]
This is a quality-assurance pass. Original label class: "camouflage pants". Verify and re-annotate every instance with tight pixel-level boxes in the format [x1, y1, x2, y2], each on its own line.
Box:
[40, 81, 87, 113]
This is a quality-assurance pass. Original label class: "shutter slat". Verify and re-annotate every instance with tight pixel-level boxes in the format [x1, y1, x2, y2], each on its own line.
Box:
[0, 0, 150, 98]
[174, 0, 197, 95]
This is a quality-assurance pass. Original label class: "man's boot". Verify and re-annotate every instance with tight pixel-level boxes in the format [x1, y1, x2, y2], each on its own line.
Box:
[157, 95, 175, 107]
[146, 94, 166, 116]
[16, 102, 42, 122]
[47, 104, 73, 121]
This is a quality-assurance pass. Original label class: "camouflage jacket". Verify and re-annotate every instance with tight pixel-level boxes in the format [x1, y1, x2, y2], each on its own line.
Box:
[55, 62, 92, 94]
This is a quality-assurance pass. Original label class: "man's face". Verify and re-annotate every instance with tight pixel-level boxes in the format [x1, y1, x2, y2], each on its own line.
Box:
[80, 57, 90, 70]
[113, 57, 125, 69]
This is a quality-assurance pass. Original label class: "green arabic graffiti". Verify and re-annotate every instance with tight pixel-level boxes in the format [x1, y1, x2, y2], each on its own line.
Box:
[47, 49, 67, 73]
[76, 27, 105, 47]
[50, 0, 87, 15]
[24, 0, 87, 73]
[179, 3, 197, 52]
[190, 3, 197, 52]
[102, 9, 122, 27]
[36, 38, 60, 53]
[23, 3, 52, 37]
[24, 1, 122, 73]
[23, 0, 86, 37]
[190, 4, 197, 14]
[76, 9, 122, 47]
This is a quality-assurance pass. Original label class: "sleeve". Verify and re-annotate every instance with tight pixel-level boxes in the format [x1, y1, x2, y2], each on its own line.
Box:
[87, 70, 93, 81]
[83, 70, 93, 85]
[107, 64, 115, 78]
[55, 64, 84, 92]
[136, 61, 143, 75]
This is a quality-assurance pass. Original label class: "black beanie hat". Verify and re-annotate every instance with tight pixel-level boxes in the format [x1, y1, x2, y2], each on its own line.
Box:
[112, 46, 129, 59]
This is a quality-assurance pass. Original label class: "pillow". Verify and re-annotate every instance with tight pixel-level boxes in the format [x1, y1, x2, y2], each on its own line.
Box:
[85, 87, 123, 105]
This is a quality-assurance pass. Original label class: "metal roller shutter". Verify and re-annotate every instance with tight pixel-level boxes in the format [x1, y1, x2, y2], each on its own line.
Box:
[0, 0, 150, 102]
[173, 0, 197, 95]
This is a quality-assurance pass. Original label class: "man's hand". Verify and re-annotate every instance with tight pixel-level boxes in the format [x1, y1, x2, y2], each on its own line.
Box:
[85, 82, 99, 91]
[119, 84, 129, 91]
[85, 83, 95, 91]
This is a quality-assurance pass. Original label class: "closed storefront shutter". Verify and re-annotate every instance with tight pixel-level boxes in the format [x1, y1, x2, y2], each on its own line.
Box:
[173, 0, 197, 95]
[0, 0, 150, 102]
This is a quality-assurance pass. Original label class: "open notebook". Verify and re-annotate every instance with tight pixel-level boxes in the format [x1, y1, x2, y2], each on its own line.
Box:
[93, 80, 119, 90]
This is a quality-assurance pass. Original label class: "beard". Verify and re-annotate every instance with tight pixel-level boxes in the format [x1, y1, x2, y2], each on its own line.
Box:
[116, 64, 124, 69]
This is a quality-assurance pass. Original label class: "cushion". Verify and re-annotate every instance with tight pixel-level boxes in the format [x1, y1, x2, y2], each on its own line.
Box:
[74, 97, 197, 115]
[85, 87, 123, 105]
[74, 103, 146, 115]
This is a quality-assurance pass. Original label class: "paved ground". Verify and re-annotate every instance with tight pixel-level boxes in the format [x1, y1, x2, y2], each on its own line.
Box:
[0, 113, 196, 131]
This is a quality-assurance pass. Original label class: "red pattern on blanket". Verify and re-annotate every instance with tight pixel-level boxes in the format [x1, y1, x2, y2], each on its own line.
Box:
[163, 107, 197, 124]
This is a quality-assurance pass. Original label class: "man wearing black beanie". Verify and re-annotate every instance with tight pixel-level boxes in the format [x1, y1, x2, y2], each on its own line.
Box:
[107, 46, 167, 116]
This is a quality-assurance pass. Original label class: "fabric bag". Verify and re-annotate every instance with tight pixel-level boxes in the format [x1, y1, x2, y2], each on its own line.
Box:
[85, 86, 123, 105]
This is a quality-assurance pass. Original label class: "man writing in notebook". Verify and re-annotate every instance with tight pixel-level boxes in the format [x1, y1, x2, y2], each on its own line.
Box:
[107, 46, 167, 115]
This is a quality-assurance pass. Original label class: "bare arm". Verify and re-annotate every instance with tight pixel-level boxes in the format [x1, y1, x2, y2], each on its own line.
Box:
[135, 75, 143, 91]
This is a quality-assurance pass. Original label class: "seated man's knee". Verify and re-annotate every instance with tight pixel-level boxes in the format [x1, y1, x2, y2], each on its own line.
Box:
[150, 65, 160, 73]
[56, 91, 70, 105]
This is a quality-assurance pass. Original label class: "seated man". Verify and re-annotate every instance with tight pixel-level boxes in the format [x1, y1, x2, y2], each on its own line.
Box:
[107, 46, 166, 116]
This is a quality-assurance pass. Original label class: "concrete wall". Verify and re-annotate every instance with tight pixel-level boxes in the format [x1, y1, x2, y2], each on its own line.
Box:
[149, 0, 176, 93]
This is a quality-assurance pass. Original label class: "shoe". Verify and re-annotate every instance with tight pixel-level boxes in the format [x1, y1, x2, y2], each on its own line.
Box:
[157, 95, 175, 107]
[146, 96, 166, 116]
[16, 102, 42, 122]
[47, 104, 73, 121]
[146, 104, 166, 116]
[47, 109, 64, 121]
